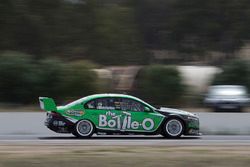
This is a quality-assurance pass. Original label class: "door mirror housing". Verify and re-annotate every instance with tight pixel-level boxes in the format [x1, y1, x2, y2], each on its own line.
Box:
[144, 106, 151, 112]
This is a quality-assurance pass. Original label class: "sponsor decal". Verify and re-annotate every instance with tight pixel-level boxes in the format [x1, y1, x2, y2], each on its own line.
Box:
[99, 111, 154, 131]
[52, 120, 66, 127]
[66, 110, 84, 116]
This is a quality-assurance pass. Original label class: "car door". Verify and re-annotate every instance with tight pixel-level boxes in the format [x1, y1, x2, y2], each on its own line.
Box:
[84, 97, 123, 131]
[119, 98, 164, 133]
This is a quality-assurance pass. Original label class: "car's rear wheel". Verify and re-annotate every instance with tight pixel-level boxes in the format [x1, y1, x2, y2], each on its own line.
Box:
[162, 118, 184, 138]
[73, 120, 94, 138]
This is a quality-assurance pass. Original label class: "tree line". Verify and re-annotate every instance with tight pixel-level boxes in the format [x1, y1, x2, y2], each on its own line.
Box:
[1, 0, 250, 64]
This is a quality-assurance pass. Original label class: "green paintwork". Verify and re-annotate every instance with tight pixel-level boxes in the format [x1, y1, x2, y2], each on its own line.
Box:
[39, 97, 57, 111]
[40, 94, 165, 133]
[187, 121, 199, 129]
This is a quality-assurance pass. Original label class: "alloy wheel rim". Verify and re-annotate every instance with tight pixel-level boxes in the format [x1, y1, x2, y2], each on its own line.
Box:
[77, 120, 93, 136]
[166, 119, 183, 136]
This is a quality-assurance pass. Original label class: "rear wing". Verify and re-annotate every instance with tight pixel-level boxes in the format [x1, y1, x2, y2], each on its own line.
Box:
[39, 97, 57, 111]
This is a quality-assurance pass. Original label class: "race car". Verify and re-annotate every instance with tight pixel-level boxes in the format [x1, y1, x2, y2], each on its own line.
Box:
[39, 94, 200, 138]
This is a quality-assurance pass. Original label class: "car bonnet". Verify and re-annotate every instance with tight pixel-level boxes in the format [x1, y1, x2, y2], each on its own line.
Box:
[158, 107, 197, 117]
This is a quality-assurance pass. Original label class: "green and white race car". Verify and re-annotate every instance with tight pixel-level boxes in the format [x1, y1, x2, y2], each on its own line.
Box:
[39, 94, 200, 138]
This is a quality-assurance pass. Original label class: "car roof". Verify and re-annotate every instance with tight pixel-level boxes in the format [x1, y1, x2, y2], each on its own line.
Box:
[67, 93, 155, 108]
[83, 93, 140, 100]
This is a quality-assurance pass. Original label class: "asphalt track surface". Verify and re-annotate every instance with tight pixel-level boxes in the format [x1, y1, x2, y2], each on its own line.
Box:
[2, 112, 250, 135]
[0, 135, 250, 146]
[1, 112, 250, 146]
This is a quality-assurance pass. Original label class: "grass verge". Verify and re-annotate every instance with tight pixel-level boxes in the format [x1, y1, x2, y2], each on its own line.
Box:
[0, 145, 250, 167]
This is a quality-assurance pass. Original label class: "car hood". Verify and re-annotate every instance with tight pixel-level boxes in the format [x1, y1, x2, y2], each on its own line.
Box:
[158, 107, 197, 117]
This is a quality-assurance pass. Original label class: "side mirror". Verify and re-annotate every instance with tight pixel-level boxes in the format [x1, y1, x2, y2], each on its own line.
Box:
[144, 106, 151, 112]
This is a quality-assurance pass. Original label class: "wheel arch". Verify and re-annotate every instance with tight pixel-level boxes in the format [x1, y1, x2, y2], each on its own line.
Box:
[72, 118, 97, 138]
[161, 114, 186, 131]
[74, 118, 97, 135]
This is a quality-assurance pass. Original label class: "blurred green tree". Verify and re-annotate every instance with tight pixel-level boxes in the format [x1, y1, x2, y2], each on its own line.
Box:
[0, 51, 100, 104]
[1, 0, 250, 64]
[35, 58, 65, 100]
[133, 0, 250, 59]
[213, 60, 250, 90]
[88, 3, 148, 65]
[60, 61, 99, 102]
[135, 65, 185, 106]
[0, 51, 38, 103]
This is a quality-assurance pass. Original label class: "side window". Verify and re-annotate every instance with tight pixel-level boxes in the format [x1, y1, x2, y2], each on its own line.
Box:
[85, 98, 116, 110]
[96, 98, 113, 110]
[120, 98, 145, 112]
[85, 100, 96, 109]
[84, 98, 145, 111]
[113, 98, 122, 110]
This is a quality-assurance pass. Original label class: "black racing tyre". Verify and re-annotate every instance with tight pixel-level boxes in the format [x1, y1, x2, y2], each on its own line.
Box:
[162, 118, 184, 139]
[73, 120, 95, 138]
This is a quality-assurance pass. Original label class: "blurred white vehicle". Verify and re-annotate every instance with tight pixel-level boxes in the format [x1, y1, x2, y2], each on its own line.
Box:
[204, 85, 250, 112]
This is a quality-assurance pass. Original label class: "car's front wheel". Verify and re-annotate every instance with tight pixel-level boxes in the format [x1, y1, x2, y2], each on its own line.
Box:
[73, 120, 95, 138]
[162, 118, 184, 138]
